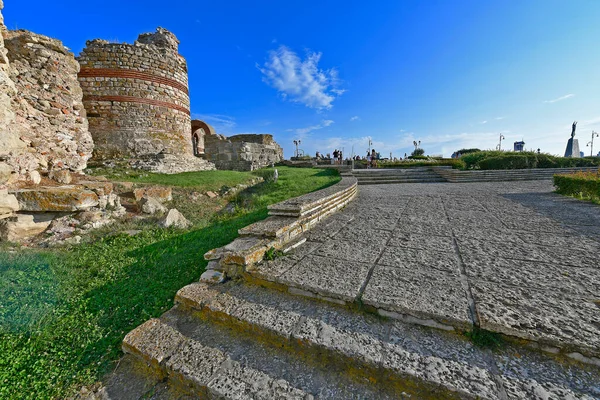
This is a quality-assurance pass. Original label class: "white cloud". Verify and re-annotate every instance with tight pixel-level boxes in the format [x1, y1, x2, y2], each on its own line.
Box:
[257, 45, 344, 110]
[290, 120, 334, 135]
[544, 94, 574, 103]
[481, 120, 488, 124]
[495, 117, 504, 120]
[350, 116, 360, 121]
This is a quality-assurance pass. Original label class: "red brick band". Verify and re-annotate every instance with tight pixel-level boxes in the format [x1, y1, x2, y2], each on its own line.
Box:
[82, 95, 191, 115]
[79, 68, 189, 96]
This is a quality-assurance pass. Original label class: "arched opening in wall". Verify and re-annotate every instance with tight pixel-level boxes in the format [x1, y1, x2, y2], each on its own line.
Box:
[192, 128, 205, 157]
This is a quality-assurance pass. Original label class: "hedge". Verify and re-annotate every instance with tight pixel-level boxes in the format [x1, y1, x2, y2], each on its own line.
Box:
[462, 151, 600, 170]
[554, 171, 600, 202]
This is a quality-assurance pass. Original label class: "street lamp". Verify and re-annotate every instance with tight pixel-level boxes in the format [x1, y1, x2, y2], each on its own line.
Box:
[293, 139, 301, 158]
[412, 140, 421, 151]
[496, 134, 505, 150]
[586, 131, 599, 157]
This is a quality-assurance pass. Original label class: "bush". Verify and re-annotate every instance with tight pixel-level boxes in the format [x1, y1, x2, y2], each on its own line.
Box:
[455, 148, 481, 156]
[461, 151, 600, 170]
[407, 155, 428, 160]
[411, 148, 425, 157]
[477, 154, 532, 170]
[554, 171, 600, 203]
[377, 159, 465, 169]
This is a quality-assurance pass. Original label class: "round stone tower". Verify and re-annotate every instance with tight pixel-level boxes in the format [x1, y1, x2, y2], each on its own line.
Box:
[77, 27, 214, 173]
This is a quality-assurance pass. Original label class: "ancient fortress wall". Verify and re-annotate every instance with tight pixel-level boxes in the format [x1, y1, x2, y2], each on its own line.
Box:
[0, 0, 93, 185]
[4, 30, 94, 174]
[0, 0, 21, 184]
[77, 28, 212, 173]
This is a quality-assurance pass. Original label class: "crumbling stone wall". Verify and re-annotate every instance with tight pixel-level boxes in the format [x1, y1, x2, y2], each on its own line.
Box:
[0, 1, 24, 184]
[78, 28, 213, 173]
[204, 133, 283, 171]
[3, 30, 94, 179]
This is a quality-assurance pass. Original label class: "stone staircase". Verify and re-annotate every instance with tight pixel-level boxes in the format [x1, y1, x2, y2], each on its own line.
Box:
[433, 166, 600, 183]
[98, 178, 600, 399]
[101, 278, 599, 399]
[352, 167, 447, 185]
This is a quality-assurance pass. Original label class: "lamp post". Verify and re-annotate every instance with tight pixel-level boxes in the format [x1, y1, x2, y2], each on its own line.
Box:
[587, 131, 599, 157]
[368, 137, 373, 155]
[293, 139, 301, 158]
[412, 140, 421, 151]
[496, 134, 505, 150]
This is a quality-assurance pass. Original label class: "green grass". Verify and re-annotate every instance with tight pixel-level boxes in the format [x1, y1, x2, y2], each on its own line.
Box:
[464, 327, 505, 350]
[86, 166, 258, 191]
[0, 166, 340, 400]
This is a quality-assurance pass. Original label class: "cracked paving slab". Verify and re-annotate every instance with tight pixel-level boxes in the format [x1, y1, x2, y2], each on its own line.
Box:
[362, 264, 471, 328]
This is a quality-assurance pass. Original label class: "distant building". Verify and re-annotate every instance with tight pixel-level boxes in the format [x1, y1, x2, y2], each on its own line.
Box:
[513, 141, 525, 152]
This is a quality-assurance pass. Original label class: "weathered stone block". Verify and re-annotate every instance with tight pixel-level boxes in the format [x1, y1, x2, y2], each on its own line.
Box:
[13, 186, 99, 211]
[0, 213, 53, 241]
[0, 189, 19, 217]
[139, 196, 167, 214]
[133, 186, 172, 202]
[158, 208, 191, 229]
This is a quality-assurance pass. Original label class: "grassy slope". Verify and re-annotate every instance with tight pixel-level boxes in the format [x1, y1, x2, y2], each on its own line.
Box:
[0, 166, 340, 400]
[87, 167, 259, 191]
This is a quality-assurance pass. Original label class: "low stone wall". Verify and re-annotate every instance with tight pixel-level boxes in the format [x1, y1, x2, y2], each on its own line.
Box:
[202, 176, 357, 280]
[433, 166, 600, 182]
[204, 133, 283, 171]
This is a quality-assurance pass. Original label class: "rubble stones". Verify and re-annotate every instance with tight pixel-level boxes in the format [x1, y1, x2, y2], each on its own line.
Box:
[0, 189, 18, 217]
[49, 169, 72, 184]
[159, 208, 191, 229]
[28, 170, 41, 184]
[0, 212, 53, 241]
[133, 186, 172, 202]
[139, 196, 167, 215]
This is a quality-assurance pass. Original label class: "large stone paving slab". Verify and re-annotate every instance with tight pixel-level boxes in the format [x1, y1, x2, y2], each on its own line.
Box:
[471, 280, 600, 355]
[362, 264, 471, 328]
[461, 254, 599, 297]
[377, 246, 461, 274]
[278, 254, 371, 303]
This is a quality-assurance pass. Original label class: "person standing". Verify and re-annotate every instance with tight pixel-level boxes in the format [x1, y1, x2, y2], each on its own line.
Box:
[371, 149, 378, 168]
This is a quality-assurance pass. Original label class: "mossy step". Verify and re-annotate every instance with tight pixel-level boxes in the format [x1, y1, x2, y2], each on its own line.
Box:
[170, 281, 599, 400]
[122, 318, 313, 399]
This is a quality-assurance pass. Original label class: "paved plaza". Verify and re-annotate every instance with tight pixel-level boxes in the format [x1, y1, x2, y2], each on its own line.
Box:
[253, 180, 600, 359]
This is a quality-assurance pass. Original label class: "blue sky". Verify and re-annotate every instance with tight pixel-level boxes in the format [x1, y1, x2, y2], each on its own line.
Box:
[5, 0, 600, 158]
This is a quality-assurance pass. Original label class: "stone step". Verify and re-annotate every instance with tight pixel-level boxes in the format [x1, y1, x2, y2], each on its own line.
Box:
[358, 178, 447, 185]
[433, 166, 600, 183]
[167, 281, 599, 400]
[120, 317, 315, 399]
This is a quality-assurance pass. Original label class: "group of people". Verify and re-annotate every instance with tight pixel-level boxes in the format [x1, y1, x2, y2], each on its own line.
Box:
[314, 148, 379, 167]
[332, 149, 343, 164]
[366, 149, 378, 168]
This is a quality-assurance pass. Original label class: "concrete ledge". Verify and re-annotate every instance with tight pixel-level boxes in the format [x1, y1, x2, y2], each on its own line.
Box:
[433, 166, 599, 183]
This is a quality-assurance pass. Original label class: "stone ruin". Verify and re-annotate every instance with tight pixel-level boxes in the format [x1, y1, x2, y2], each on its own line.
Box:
[77, 28, 214, 174]
[0, 1, 285, 243]
[191, 119, 283, 171]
